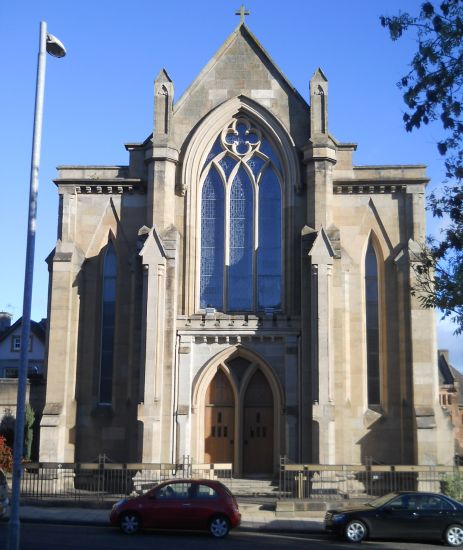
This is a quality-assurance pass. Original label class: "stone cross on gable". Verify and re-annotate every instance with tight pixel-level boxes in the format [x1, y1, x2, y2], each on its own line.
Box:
[235, 4, 250, 24]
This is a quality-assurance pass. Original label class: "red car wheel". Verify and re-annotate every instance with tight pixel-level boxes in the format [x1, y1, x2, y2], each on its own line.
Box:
[209, 516, 230, 538]
[119, 511, 141, 535]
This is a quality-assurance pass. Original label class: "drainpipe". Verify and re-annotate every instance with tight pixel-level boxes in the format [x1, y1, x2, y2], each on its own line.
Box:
[172, 333, 180, 464]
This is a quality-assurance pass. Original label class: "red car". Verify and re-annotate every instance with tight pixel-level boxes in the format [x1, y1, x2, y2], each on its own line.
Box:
[110, 479, 241, 538]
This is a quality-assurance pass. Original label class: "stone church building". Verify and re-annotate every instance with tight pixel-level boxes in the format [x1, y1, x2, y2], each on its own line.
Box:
[39, 21, 453, 475]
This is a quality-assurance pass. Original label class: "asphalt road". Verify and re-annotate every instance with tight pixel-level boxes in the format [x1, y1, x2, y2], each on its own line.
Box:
[0, 523, 448, 550]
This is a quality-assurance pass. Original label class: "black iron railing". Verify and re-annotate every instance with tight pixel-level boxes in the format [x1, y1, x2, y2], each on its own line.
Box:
[279, 457, 460, 500]
[18, 457, 233, 503]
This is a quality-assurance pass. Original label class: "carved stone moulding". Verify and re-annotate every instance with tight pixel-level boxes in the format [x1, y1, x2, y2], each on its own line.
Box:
[334, 183, 408, 195]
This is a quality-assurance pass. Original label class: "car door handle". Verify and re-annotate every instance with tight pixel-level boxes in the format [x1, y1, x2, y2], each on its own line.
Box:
[412, 512, 419, 517]
[182, 503, 192, 507]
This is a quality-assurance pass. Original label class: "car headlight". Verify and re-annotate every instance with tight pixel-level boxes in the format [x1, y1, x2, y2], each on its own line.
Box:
[332, 513, 347, 522]
[112, 499, 127, 510]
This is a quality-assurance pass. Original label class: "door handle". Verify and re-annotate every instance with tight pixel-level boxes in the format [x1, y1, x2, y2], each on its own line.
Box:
[182, 503, 192, 507]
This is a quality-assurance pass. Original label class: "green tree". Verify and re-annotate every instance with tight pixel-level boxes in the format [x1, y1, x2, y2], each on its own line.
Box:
[0, 435, 13, 473]
[381, 1, 463, 333]
[24, 403, 35, 461]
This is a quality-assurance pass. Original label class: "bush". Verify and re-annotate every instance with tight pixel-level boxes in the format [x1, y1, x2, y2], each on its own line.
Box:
[441, 472, 463, 501]
[24, 404, 35, 461]
[0, 435, 13, 473]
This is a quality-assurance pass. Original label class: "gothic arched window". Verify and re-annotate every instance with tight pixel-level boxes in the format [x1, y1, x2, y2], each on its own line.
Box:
[365, 238, 380, 405]
[199, 118, 282, 312]
[200, 168, 225, 310]
[229, 167, 254, 310]
[100, 242, 117, 404]
[258, 167, 282, 309]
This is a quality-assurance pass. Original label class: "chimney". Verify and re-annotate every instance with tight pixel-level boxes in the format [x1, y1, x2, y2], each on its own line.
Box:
[0, 312, 12, 333]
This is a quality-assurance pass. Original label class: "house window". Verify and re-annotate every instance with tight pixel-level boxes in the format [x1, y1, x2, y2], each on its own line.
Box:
[5, 368, 18, 378]
[199, 117, 282, 312]
[365, 238, 380, 405]
[4, 365, 42, 379]
[12, 336, 21, 352]
[10, 335, 32, 352]
[99, 242, 117, 404]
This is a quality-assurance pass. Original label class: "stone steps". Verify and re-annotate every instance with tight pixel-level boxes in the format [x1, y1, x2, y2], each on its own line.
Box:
[220, 477, 280, 497]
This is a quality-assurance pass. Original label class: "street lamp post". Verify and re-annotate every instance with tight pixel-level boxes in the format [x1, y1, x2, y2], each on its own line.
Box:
[7, 21, 66, 550]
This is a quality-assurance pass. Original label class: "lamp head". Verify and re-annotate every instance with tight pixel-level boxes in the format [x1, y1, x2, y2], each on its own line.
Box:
[46, 34, 66, 58]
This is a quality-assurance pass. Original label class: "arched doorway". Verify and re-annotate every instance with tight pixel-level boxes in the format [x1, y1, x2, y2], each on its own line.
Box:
[242, 370, 274, 475]
[195, 348, 281, 476]
[204, 369, 235, 463]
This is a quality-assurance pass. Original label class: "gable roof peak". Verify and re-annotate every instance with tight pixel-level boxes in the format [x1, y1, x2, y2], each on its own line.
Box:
[311, 67, 328, 82]
[155, 68, 173, 84]
[174, 20, 308, 114]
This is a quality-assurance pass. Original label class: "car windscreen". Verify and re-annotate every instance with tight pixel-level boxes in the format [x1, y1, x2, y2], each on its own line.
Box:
[368, 492, 399, 507]
[215, 481, 234, 497]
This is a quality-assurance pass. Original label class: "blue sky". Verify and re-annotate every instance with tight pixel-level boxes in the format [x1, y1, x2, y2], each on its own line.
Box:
[0, 0, 461, 369]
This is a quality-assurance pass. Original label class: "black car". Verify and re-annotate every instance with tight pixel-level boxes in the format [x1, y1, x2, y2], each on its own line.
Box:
[325, 491, 463, 546]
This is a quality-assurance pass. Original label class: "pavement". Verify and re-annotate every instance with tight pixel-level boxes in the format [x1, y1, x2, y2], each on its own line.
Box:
[0, 500, 326, 533]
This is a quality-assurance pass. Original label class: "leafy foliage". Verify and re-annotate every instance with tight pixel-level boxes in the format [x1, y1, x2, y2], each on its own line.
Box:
[24, 404, 35, 461]
[0, 435, 13, 473]
[0, 409, 15, 450]
[412, 250, 463, 334]
[442, 470, 463, 500]
[381, 1, 463, 180]
[381, 1, 463, 332]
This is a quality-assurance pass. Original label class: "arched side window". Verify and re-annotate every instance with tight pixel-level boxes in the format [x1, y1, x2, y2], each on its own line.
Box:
[365, 238, 380, 406]
[199, 117, 282, 312]
[100, 242, 117, 404]
[258, 167, 281, 309]
[200, 168, 225, 309]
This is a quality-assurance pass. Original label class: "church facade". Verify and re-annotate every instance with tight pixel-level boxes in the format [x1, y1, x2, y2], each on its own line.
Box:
[39, 22, 453, 474]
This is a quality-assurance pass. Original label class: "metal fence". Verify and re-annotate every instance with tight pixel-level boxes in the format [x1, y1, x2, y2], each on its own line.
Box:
[279, 459, 461, 500]
[18, 457, 233, 503]
[16, 458, 461, 503]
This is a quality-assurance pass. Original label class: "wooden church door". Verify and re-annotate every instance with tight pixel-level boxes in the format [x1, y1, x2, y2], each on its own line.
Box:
[204, 370, 235, 463]
[242, 370, 274, 475]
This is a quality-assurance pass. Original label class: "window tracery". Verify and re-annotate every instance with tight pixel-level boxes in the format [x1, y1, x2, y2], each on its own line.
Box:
[200, 117, 282, 312]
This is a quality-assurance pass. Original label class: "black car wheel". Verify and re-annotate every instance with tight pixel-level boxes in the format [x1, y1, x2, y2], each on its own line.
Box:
[209, 515, 230, 538]
[345, 519, 368, 543]
[445, 524, 463, 547]
[119, 511, 141, 535]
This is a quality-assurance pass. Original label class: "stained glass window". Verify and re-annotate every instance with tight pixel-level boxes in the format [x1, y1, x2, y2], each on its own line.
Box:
[246, 155, 266, 177]
[199, 117, 283, 312]
[205, 137, 222, 165]
[218, 155, 237, 178]
[258, 167, 281, 309]
[261, 138, 282, 173]
[100, 242, 117, 404]
[365, 239, 380, 405]
[229, 167, 253, 310]
[200, 167, 225, 309]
